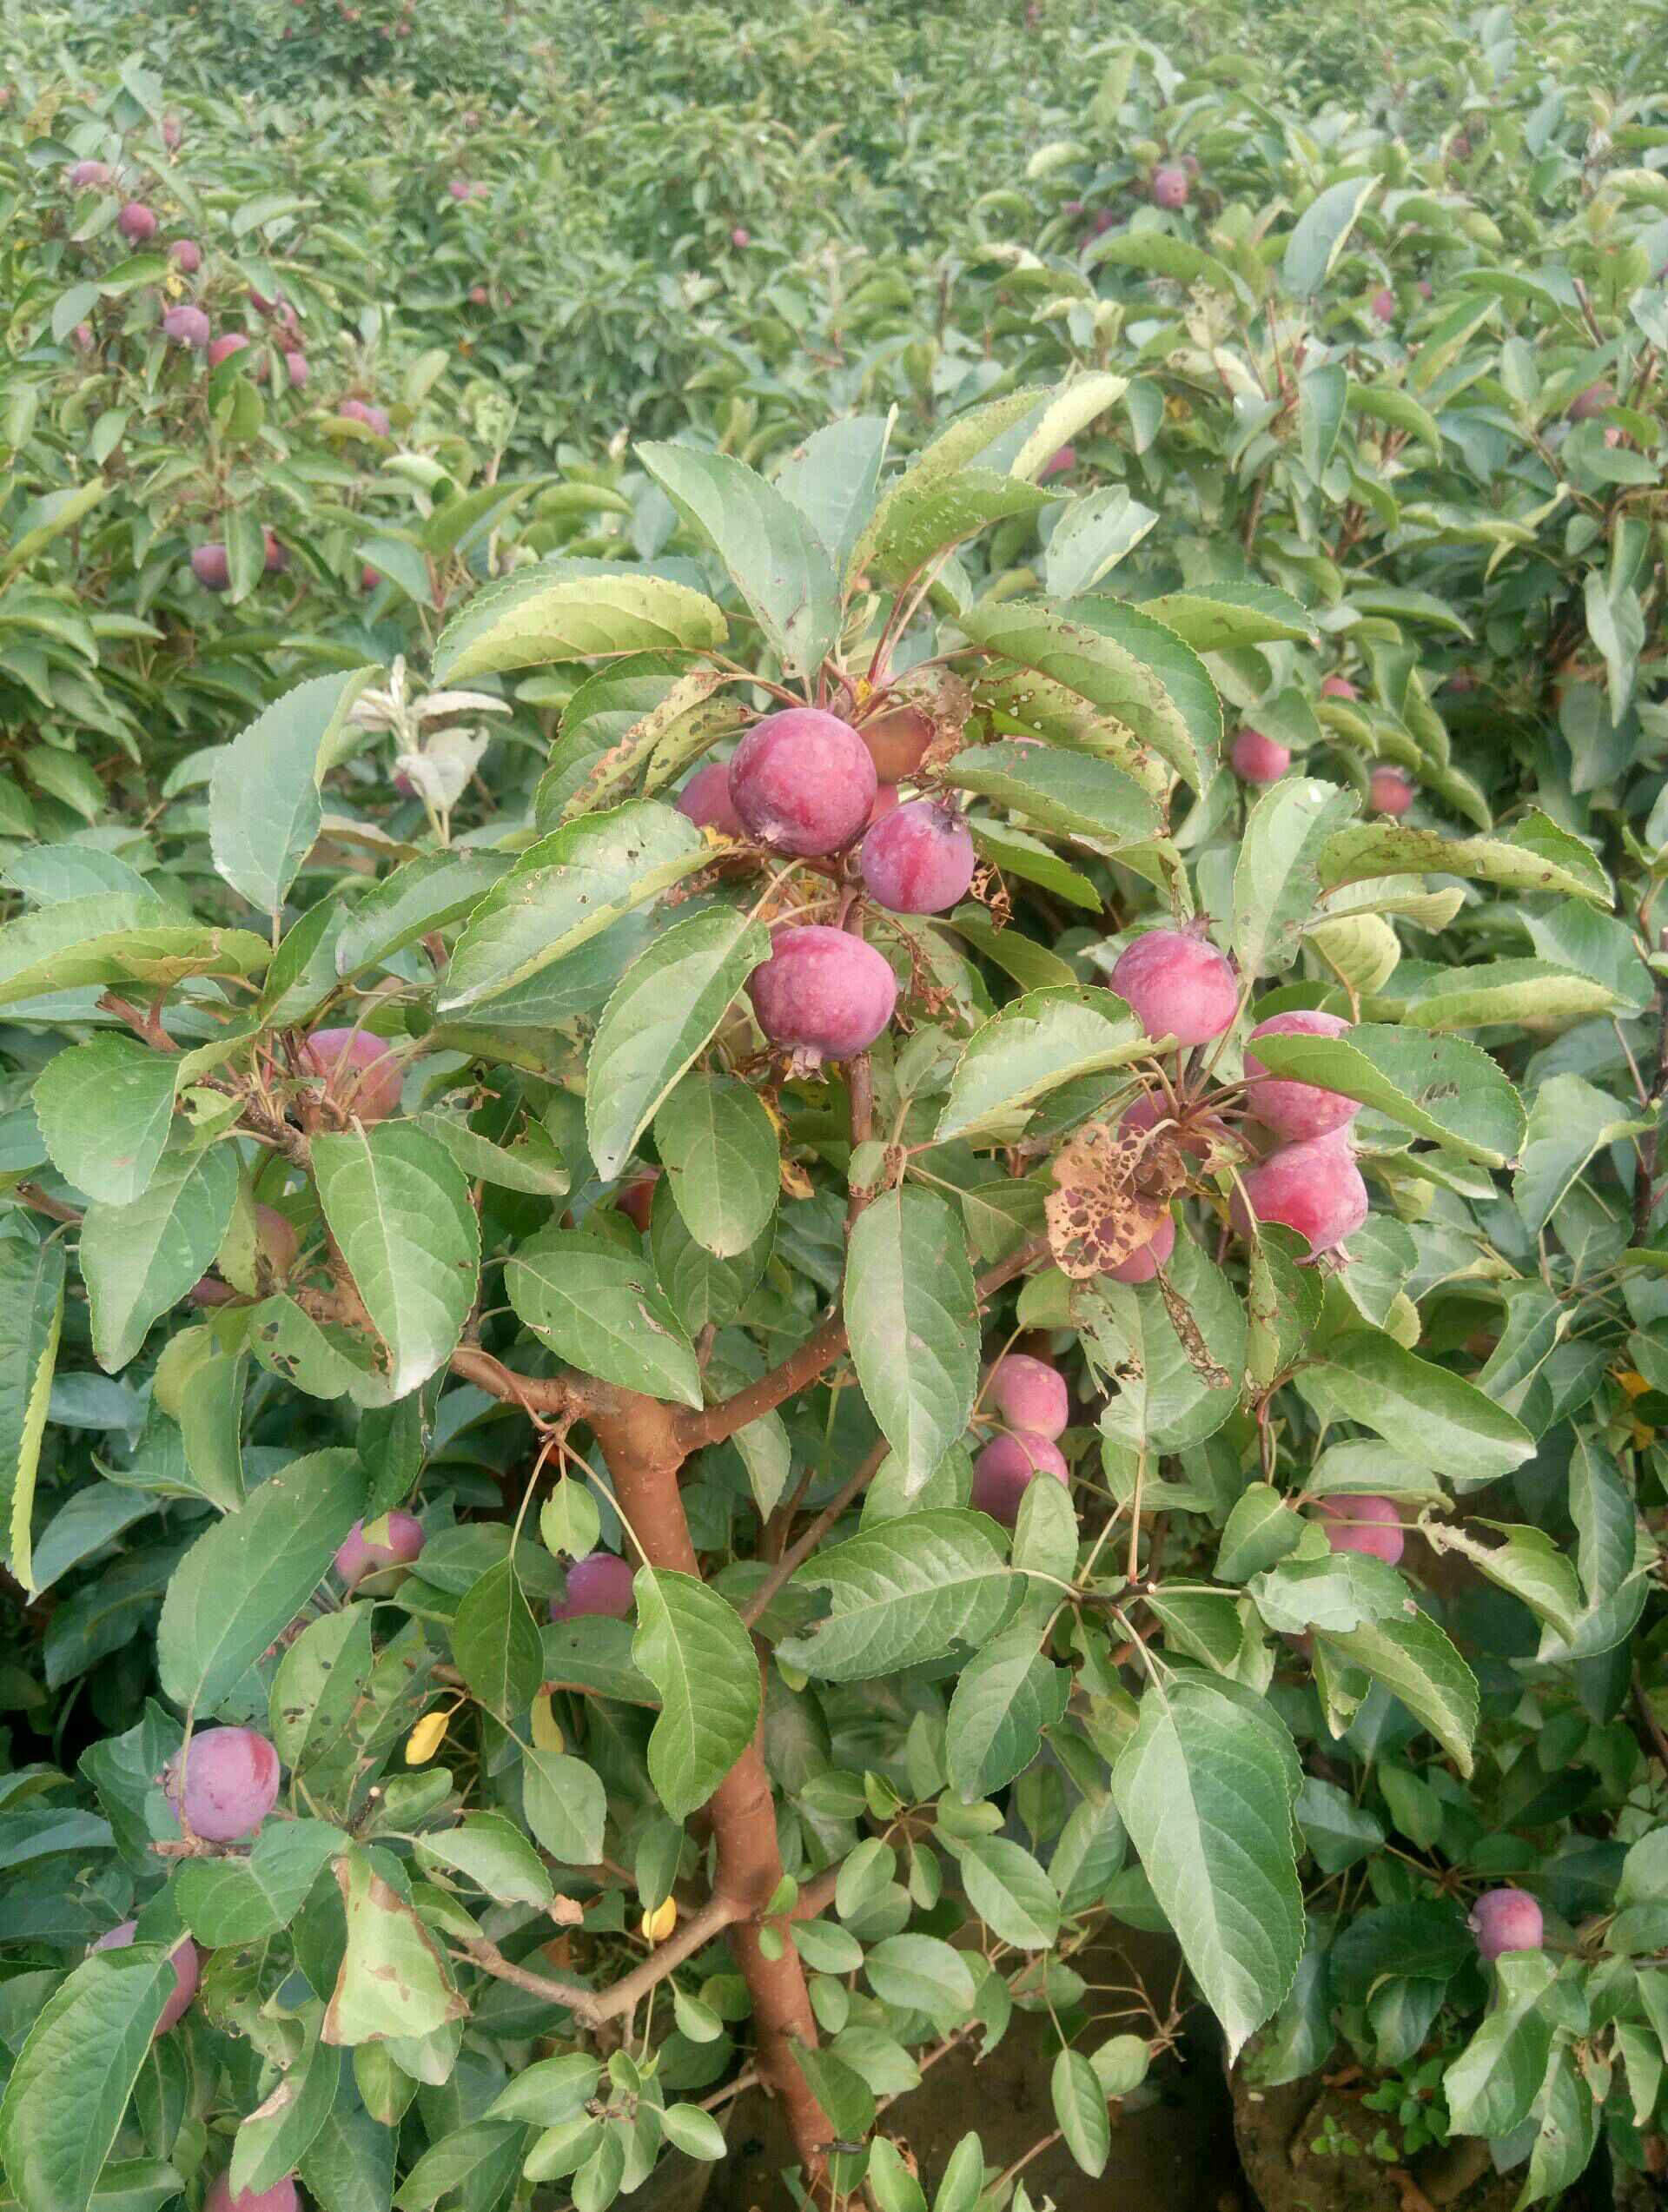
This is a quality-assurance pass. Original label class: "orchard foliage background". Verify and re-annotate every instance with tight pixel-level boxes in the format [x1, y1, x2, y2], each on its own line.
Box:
[2, 3, 1668, 2212]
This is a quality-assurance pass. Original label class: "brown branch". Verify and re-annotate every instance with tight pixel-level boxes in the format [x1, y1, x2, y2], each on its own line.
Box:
[743, 1438, 890, 1628]
[16, 1184, 81, 1226]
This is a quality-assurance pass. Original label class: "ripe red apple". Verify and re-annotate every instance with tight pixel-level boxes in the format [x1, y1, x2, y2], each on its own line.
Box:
[255, 1204, 299, 1278]
[1038, 445, 1077, 480]
[208, 332, 251, 370]
[190, 544, 231, 593]
[1231, 727, 1289, 784]
[1151, 165, 1189, 209]
[859, 798, 976, 914]
[1314, 1493, 1404, 1566]
[162, 305, 210, 348]
[162, 115, 182, 151]
[971, 1432, 1069, 1526]
[675, 761, 742, 835]
[988, 1354, 1069, 1440]
[1468, 1888, 1543, 1961]
[90, 1924, 199, 2033]
[746, 925, 897, 1065]
[334, 1512, 426, 1588]
[361, 564, 381, 593]
[1109, 928, 1239, 1048]
[615, 1170, 659, 1234]
[1369, 766, 1414, 816]
[118, 202, 158, 242]
[866, 784, 901, 825]
[189, 1273, 237, 1307]
[858, 700, 934, 783]
[550, 1552, 636, 1621]
[300, 1027, 403, 1121]
[1104, 1211, 1176, 1283]
[169, 238, 202, 273]
[68, 160, 113, 190]
[163, 1726, 281, 1842]
[1244, 1010, 1361, 1142]
[341, 397, 393, 437]
[1234, 1131, 1368, 1256]
[727, 708, 877, 856]
[1320, 675, 1358, 701]
[284, 350, 308, 387]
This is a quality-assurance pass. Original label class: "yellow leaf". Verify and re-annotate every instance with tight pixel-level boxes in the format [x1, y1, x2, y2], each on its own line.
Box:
[1616, 1368, 1651, 1401]
[640, 1897, 677, 1944]
[530, 1693, 565, 1754]
[405, 1708, 450, 1765]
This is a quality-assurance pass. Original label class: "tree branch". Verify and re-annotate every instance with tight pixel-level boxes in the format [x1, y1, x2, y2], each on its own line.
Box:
[742, 1439, 889, 1627]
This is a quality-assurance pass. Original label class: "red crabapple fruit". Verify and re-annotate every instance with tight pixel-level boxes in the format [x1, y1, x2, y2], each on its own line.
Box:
[1468, 1888, 1543, 1961]
[1314, 1493, 1404, 1566]
[727, 708, 877, 855]
[69, 160, 113, 189]
[866, 785, 900, 825]
[255, 1204, 299, 1279]
[163, 1726, 281, 1842]
[208, 333, 251, 369]
[169, 238, 201, 272]
[341, 398, 393, 436]
[747, 926, 897, 1066]
[190, 544, 231, 593]
[1038, 444, 1077, 479]
[263, 530, 288, 575]
[1105, 1211, 1176, 1283]
[468, 284, 489, 306]
[1231, 727, 1289, 784]
[731, 227, 751, 248]
[1320, 675, 1358, 700]
[550, 1552, 636, 1621]
[860, 798, 976, 914]
[675, 761, 742, 836]
[205, 2176, 299, 2212]
[971, 1432, 1069, 1526]
[163, 305, 210, 348]
[1151, 165, 1189, 209]
[1370, 286, 1395, 322]
[615, 1171, 659, 1234]
[1568, 381, 1614, 421]
[1369, 766, 1414, 816]
[1244, 1010, 1361, 1142]
[1417, 277, 1433, 300]
[1234, 1132, 1368, 1257]
[71, 324, 95, 354]
[334, 1512, 426, 1588]
[1109, 928, 1238, 1048]
[118, 201, 158, 242]
[858, 701, 934, 783]
[284, 351, 308, 387]
[301, 1027, 403, 1121]
[189, 1273, 236, 1307]
[989, 1354, 1069, 1440]
[361, 564, 381, 593]
[92, 1923, 199, 2034]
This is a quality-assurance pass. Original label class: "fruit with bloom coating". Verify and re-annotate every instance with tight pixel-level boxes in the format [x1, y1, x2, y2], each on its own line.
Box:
[164, 1726, 281, 1842]
[1468, 1888, 1543, 1961]
[1314, 1493, 1404, 1565]
[468, 284, 489, 306]
[263, 530, 288, 575]
[1109, 928, 1238, 1048]
[205, 2176, 298, 2212]
[858, 701, 933, 783]
[1568, 381, 1614, 421]
[300, 1026, 403, 1121]
[971, 1432, 1069, 1526]
[989, 1354, 1069, 1440]
[191, 544, 231, 593]
[68, 160, 113, 189]
[1370, 285, 1395, 322]
[1244, 1010, 1361, 1142]
[1104, 1211, 1176, 1283]
[163, 305, 210, 349]
[1231, 727, 1289, 784]
[1151, 164, 1189, 209]
[731, 226, 751, 248]
[1234, 1131, 1368, 1256]
[1320, 674, 1358, 700]
[335, 1511, 426, 1588]
[341, 397, 393, 437]
[615, 1171, 659, 1234]
[118, 202, 158, 242]
[747, 925, 897, 1066]
[866, 785, 901, 826]
[169, 238, 202, 273]
[71, 324, 95, 354]
[255, 1204, 299, 1279]
[551, 1552, 636, 1621]
[1038, 445, 1076, 480]
[91, 1924, 199, 2033]
[208, 333, 251, 370]
[675, 761, 742, 835]
[284, 350, 308, 387]
[727, 708, 877, 855]
[1369, 766, 1414, 816]
[860, 798, 976, 915]
[189, 1274, 236, 1307]
[361, 564, 381, 593]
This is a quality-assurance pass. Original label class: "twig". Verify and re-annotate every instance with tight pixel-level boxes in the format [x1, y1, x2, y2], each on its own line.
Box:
[742, 1439, 889, 1627]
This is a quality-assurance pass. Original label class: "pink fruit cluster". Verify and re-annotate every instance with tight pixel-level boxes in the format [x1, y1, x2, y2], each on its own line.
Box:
[728, 708, 876, 856]
[747, 926, 897, 1067]
[1468, 1887, 1543, 1960]
[551, 1552, 635, 1622]
[163, 1726, 281, 1842]
[858, 701, 933, 783]
[162, 305, 210, 349]
[1313, 1493, 1404, 1565]
[300, 1027, 403, 1121]
[1231, 727, 1289, 785]
[1243, 1010, 1361, 1142]
[118, 201, 157, 242]
[335, 1512, 426, 1588]
[675, 761, 742, 836]
[341, 397, 393, 437]
[1151, 164, 1189, 209]
[91, 1923, 199, 2034]
[972, 1354, 1072, 1525]
[859, 798, 976, 914]
[1370, 766, 1415, 816]
[1235, 1129, 1367, 1258]
[1109, 926, 1239, 1049]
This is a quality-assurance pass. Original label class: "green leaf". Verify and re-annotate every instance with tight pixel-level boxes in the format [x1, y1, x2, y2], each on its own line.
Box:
[209, 669, 378, 917]
[1301, 1331, 1534, 1486]
[452, 1558, 544, 1719]
[231, 2021, 342, 2198]
[1422, 1522, 1585, 1643]
[942, 739, 1163, 845]
[414, 1113, 569, 1201]
[1296, 1777, 1386, 1875]
[1215, 1484, 1305, 1584]
[1232, 778, 1360, 979]
[175, 1820, 346, 1946]
[1372, 958, 1620, 1032]
[778, 1508, 1015, 1680]
[845, 1189, 980, 1498]
[1087, 226, 1244, 296]
[313, 1125, 479, 1398]
[334, 852, 511, 979]
[773, 416, 890, 573]
[1321, 814, 1611, 907]
[1041, 487, 1158, 599]
[659, 2106, 726, 2162]
[1051, 2048, 1110, 2178]
[632, 1569, 761, 1819]
[438, 802, 708, 1011]
[654, 1070, 779, 1258]
[431, 558, 726, 685]
[1248, 1024, 1525, 1169]
[585, 910, 769, 1180]
[846, 387, 1049, 585]
[944, 1626, 1069, 1799]
[33, 1040, 179, 1205]
[1513, 1073, 1653, 1231]
[321, 1844, 468, 2046]
[865, 1934, 976, 2021]
[521, 1744, 607, 1867]
[1441, 1951, 1557, 2138]
[0, 1945, 175, 2212]
[506, 1229, 703, 1407]
[1281, 176, 1380, 295]
[157, 1448, 364, 1712]
[1250, 1550, 1411, 1636]
[82, 1144, 240, 1372]
[861, 467, 1056, 588]
[0, 1237, 64, 1592]
[1317, 1608, 1479, 1775]
[1135, 583, 1317, 652]
[0, 895, 269, 1011]
[1000, 372, 1131, 481]
[1111, 1677, 1304, 2061]
[1086, 1236, 1247, 1453]
[639, 444, 840, 679]
[415, 1812, 554, 1908]
[484, 2052, 602, 2125]
[933, 987, 1148, 1145]
[956, 1834, 1060, 1950]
